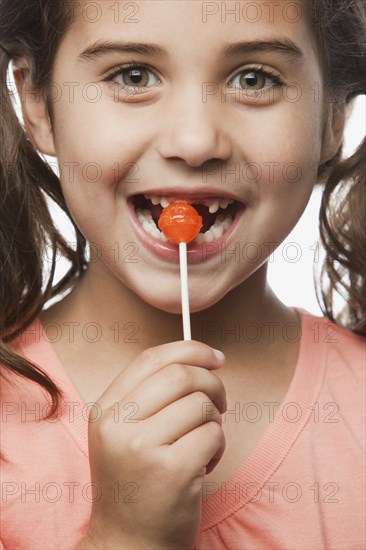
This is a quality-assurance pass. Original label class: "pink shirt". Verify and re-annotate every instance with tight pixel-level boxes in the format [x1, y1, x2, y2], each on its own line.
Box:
[1, 310, 365, 549]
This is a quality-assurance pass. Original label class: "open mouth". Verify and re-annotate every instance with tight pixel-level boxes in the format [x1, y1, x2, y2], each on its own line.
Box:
[131, 194, 239, 244]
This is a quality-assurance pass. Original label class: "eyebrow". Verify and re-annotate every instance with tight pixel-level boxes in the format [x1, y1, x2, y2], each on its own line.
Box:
[222, 38, 304, 63]
[78, 38, 304, 64]
[78, 40, 167, 61]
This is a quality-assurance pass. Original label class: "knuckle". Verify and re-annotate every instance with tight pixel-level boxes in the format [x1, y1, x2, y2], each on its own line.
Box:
[127, 434, 145, 455]
[210, 373, 225, 394]
[190, 390, 210, 406]
[161, 450, 182, 480]
[139, 347, 160, 368]
[205, 404, 222, 424]
[217, 376, 226, 394]
[166, 363, 193, 386]
[89, 414, 112, 443]
[205, 420, 223, 438]
[187, 339, 211, 356]
[217, 378, 227, 403]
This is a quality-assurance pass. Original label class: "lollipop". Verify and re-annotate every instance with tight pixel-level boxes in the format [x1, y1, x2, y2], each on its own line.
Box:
[158, 202, 202, 244]
[158, 202, 203, 340]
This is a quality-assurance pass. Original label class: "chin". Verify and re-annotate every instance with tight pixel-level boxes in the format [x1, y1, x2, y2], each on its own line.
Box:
[141, 286, 226, 315]
[135, 289, 196, 315]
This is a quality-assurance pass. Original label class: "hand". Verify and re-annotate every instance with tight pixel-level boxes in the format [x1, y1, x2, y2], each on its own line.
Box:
[83, 340, 226, 549]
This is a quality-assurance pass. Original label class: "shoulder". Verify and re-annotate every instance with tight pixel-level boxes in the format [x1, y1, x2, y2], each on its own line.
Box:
[295, 309, 365, 454]
[297, 308, 365, 381]
[297, 307, 365, 352]
[296, 309, 365, 424]
[1, 318, 54, 400]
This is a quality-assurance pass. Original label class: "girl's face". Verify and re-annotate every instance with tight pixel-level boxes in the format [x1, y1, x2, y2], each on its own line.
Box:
[40, 0, 338, 313]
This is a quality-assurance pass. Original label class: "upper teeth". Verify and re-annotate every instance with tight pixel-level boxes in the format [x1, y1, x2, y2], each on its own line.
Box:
[136, 194, 236, 245]
[144, 194, 234, 213]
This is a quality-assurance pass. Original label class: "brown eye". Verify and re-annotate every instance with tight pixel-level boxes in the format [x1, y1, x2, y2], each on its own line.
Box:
[239, 71, 267, 90]
[106, 65, 160, 90]
[228, 67, 282, 95]
[122, 67, 150, 88]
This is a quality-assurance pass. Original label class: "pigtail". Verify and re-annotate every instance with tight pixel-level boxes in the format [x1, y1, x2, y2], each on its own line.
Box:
[0, 45, 60, 411]
[309, 0, 366, 335]
[318, 133, 366, 334]
[0, 0, 87, 422]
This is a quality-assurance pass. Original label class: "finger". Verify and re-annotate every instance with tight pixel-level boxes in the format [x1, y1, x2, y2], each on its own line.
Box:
[97, 340, 225, 410]
[169, 421, 226, 479]
[142, 391, 223, 446]
[119, 364, 226, 420]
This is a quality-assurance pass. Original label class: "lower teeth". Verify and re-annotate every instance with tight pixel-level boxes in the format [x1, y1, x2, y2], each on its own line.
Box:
[135, 209, 233, 243]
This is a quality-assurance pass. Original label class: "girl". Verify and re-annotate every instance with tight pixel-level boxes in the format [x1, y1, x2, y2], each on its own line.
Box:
[0, 0, 365, 548]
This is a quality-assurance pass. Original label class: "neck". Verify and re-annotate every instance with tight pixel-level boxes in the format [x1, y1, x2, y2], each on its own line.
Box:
[41, 260, 297, 363]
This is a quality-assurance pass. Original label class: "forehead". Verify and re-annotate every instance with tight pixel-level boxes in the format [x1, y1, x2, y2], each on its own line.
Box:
[68, 0, 314, 59]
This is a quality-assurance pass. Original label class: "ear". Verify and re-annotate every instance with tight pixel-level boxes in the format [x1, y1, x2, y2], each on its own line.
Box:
[11, 58, 56, 157]
[319, 100, 347, 165]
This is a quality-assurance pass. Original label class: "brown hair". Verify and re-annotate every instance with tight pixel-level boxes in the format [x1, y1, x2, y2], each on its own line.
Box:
[0, 1, 87, 420]
[0, 0, 365, 421]
[308, 0, 366, 334]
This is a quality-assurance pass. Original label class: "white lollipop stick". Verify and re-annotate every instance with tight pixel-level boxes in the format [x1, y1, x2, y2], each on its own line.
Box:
[179, 241, 191, 340]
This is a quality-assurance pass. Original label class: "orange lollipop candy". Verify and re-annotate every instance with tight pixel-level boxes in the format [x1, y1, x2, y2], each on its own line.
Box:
[158, 202, 203, 244]
[158, 201, 203, 340]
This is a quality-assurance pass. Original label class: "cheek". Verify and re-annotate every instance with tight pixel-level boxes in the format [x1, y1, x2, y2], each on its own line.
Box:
[245, 96, 322, 202]
[248, 96, 321, 167]
[53, 85, 157, 160]
[227, 98, 324, 260]
[51, 99, 145, 228]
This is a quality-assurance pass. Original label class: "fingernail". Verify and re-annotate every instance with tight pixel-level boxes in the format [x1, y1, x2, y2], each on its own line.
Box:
[212, 348, 225, 363]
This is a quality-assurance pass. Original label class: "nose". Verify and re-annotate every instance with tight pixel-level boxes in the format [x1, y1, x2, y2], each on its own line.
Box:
[156, 86, 232, 168]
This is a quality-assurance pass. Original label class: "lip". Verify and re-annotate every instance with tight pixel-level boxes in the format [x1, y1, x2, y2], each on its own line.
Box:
[127, 196, 245, 264]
